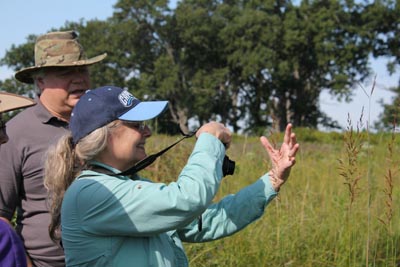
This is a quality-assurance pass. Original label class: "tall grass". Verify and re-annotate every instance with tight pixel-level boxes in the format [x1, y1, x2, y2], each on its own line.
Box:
[143, 124, 399, 266]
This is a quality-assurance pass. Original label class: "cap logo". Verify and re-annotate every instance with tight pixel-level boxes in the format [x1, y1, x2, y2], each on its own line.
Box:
[118, 90, 135, 107]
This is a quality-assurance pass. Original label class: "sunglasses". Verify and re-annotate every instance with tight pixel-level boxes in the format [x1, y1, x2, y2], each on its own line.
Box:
[122, 121, 147, 132]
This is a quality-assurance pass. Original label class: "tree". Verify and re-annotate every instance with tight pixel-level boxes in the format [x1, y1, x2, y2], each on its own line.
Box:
[375, 86, 400, 130]
[362, 0, 400, 74]
[1, 0, 395, 133]
[109, 0, 235, 133]
[363, 0, 400, 130]
[218, 0, 374, 132]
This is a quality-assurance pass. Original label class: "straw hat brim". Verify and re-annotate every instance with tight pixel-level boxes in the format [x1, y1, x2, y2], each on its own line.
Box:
[0, 92, 36, 113]
[14, 53, 107, 84]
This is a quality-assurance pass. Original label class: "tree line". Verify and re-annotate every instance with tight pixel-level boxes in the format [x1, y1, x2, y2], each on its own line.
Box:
[1, 0, 399, 134]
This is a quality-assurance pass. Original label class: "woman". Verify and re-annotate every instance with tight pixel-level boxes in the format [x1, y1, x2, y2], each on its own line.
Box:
[44, 85, 299, 267]
[0, 91, 35, 267]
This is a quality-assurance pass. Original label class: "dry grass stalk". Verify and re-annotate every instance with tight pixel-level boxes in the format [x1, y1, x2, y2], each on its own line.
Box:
[338, 111, 365, 209]
[378, 122, 398, 234]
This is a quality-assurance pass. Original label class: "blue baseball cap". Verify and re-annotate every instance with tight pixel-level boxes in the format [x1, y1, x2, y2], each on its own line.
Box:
[70, 86, 168, 144]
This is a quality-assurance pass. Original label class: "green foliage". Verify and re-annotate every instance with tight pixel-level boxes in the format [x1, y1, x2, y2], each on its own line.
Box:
[0, 35, 37, 99]
[294, 127, 344, 144]
[375, 86, 400, 131]
[0, 35, 36, 73]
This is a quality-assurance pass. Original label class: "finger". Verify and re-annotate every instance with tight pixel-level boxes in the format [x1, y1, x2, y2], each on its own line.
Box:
[260, 136, 276, 157]
[289, 132, 297, 148]
[260, 136, 273, 150]
[289, 143, 300, 157]
[223, 133, 232, 149]
[222, 128, 232, 147]
[283, 123, 292, 145]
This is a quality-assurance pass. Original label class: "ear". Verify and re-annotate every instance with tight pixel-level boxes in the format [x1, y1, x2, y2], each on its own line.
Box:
[106, 129, 116, 148]
[107, 132, 113, 143]
[35, 76, 46, 93]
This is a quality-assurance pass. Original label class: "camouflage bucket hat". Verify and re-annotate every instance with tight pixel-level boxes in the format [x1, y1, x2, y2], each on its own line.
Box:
[14, 31, 107, 84]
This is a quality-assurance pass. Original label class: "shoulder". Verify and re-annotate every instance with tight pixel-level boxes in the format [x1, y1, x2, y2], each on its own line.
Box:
[66, 172, 152, 201]
[6, 103, 48, 135]
[0, 219, 11, 234]
[0, 220, 18, 240]
[66, 172, 128, 196]
[6, 103, 68, 146]
[0, 220, 27, 266]
[63, 173, 139, 213]
[6, 105, 38, 127]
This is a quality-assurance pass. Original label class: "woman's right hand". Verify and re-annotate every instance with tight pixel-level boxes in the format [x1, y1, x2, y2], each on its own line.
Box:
[260, 123, 299, 191]
[196, 121, 232, 148]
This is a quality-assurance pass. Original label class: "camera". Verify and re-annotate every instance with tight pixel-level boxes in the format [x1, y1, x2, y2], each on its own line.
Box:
[222, 155, 235, 176]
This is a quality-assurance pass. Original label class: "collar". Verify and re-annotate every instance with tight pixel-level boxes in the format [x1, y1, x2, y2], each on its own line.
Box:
[86, 160, 140, 180]
[88, 160, 121, 173]
[33, 97, 68, 125]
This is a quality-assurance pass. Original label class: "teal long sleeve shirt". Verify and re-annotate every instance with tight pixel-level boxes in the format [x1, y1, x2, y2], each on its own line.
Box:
[61, 133, 278, 266]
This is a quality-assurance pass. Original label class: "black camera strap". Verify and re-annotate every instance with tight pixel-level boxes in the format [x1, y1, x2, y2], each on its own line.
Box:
[114, 129, 197, 177]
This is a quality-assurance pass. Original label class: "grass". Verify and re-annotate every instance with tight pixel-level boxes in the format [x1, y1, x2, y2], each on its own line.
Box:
[142, 125, 400, 267]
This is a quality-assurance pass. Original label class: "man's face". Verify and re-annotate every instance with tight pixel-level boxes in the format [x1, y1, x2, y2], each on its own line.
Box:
[0, 114, 8, 144]
[37, 66, 91, 117]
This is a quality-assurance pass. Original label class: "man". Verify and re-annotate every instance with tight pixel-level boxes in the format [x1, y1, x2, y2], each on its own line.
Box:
[0, 30, 106, 266]
[0, 92, 35, 267]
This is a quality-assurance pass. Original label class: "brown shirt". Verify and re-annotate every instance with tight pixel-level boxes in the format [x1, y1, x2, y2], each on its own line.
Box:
[0, 98, 68, 267]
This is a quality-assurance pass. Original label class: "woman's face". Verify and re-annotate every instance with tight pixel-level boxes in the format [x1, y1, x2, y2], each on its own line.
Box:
[99, 121, 152, 171]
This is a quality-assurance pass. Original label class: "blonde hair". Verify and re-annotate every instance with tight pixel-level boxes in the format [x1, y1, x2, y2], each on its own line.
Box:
[44, 120, 120, 241]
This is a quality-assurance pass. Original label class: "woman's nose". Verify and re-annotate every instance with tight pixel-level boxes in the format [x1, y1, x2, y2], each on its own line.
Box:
[142, 125, 152, 137]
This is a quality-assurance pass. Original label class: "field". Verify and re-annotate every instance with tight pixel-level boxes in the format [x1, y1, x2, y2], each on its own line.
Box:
[143, 125, 400, 267]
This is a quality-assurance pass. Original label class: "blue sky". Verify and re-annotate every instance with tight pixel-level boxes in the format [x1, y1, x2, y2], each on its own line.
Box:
[0, 0, 115, 79]
[0, 0, 398, 130]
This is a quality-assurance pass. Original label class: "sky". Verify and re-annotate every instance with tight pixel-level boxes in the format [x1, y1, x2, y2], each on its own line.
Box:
[1, 0, 398, 131]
